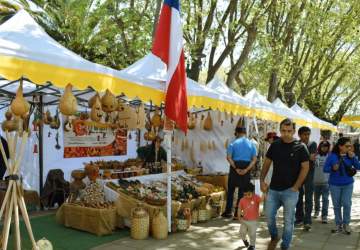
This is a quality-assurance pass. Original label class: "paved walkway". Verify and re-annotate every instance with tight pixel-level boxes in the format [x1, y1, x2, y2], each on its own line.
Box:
[93, 178, 360, 250]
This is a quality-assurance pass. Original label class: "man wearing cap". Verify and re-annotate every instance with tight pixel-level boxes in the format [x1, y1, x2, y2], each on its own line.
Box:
[222, 126, 257, 219]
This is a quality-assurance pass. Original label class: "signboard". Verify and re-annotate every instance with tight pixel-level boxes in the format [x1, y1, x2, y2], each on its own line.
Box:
[63, 118, 127, 158]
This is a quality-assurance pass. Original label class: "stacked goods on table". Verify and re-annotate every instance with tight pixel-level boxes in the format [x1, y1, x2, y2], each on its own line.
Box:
[106, 173, 225, 234]
[84, 158, 186, 180]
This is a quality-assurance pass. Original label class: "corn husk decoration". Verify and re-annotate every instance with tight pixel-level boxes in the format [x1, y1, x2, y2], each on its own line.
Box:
[203, 112, 213, 131]
[190, 141, 195, 163]
[11, 80, 30, 117]
[88, 92, 100, 108]
[90, 96, 103, 122]
[59, 84, 77, 116]
[135, 104, 146, 129]
[187, 113, 196, 130]
[101, 89, 117, 113]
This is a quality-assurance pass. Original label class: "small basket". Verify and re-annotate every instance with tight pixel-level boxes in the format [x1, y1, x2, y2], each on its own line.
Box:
[177, 219, 189, 231]
[198, 209, 210, 222]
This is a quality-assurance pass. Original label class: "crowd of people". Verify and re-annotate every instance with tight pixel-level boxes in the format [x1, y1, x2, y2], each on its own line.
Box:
[223, 118, 360, 250]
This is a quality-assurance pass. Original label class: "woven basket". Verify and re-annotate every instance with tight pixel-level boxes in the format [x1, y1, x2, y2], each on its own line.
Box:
[198, 209, 210, 222]
[131, 205, 149, 240]
[191, 209, 199, 224]
[177, 219, 189, 231]
[151, 210, 168, 240]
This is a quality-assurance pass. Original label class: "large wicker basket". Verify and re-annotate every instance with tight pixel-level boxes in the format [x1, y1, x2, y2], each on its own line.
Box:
[131, 204, 149, 240]
[151, 210, 168, 240]
[177, 219, 189, 231]
[198, 209, 211, 222]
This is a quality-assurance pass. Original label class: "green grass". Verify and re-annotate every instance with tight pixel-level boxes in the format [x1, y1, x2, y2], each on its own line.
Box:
[6, 214, 129, 250]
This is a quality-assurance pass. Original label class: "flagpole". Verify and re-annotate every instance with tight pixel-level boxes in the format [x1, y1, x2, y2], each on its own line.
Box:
[164, 129, 172, 232]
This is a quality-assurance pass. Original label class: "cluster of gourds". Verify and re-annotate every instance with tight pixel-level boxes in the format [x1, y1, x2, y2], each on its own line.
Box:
[2, 81, 30, 133]
[144, 107, 163, 141]
[57, 84, 145, 131]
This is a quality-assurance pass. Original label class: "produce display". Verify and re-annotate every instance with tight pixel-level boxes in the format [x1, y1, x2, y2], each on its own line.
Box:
[106, 174, 224, 206]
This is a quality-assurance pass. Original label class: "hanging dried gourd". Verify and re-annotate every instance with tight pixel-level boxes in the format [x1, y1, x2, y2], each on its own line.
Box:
[101, 89, 117, 113]
[224, 139, 229, 149]
[187, 113, 196, 130]
[88, 92, 100, 108]
[203, 112, 213, 131]
[90, 96, 103, 122]
[50, 109, 61, 129]
[190, 141, 195, 164]
[59, 84, 77, 116]
[151, 107, 162, 128]
[212, 140, 216, 150]
[208, 140, 212, 150]
[2, 110, 18, 132]
[144, 128, 156, 141]
[43, 110, 52, 125]
[11, 80, 30, 117]
[184, 137, 189, 150]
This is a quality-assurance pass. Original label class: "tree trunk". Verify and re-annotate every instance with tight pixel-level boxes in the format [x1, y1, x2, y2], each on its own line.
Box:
[267, 70, 278, 102]
[188, 57, 203, 82]
[152, 0, 162, 40]
[225, 26, 257, 88]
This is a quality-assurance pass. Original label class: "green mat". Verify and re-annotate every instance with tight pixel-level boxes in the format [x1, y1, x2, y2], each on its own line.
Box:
[6, 214, 129, 250]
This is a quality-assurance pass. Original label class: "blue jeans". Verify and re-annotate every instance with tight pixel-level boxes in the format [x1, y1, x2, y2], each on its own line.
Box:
[295, 168, 314, 224]
[314, 184, 329, 219]
[329, 183, 353, 225]
[266, 188, 299, 249]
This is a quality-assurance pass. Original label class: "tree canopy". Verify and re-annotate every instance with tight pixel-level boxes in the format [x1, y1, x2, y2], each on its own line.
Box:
[1, 0, 360, 124]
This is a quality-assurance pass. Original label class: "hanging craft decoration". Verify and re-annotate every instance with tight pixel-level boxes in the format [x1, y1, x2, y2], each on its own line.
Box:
[203, 112, 213, 131]
[187, 113, 196, 130]
[2, 110, 18, 132]
[10, 80, 30, 117]
[90, 96, 103, 122]
[59, 84, 77, 116]
[101, 90, 117, 113]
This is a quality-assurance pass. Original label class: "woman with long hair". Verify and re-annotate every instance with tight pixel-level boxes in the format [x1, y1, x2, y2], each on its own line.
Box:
[324, 137, 360, 234]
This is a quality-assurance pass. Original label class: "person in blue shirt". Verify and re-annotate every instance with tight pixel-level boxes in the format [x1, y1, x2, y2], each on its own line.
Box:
[221, 126, 257, 219]
[324, 137, 360, 235]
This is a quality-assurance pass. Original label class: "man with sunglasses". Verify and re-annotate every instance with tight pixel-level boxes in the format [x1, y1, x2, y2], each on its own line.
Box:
[260, 118, 310, 250]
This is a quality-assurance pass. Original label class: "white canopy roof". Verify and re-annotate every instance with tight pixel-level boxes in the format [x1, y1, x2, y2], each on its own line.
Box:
[0, 10, 163, 103]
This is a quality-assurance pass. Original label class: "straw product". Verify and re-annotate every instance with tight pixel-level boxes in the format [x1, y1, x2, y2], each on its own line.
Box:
[131, 204, 150, 240]
[203, 112, 213, 131]
[151, 210, 168, 240]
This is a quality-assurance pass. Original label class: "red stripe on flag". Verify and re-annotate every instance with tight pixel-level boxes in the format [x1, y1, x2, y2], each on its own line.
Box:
[164, 51, 188, 133]
[152, 4, 171, 65]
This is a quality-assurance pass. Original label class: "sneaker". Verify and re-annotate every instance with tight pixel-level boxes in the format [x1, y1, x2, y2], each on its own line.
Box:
[267, 237, 280, 250]
[343, 224, 351, 235]
[243, 240, 249, 247]
[331, 225, 343, 233]
[304, 224, 312, 231]
[294, 220, 303, 227]
[321, 218, 328, 224]
[221, 212, 233, 218]
[313, 211, 319, 218]
[248, 246, 255, 250]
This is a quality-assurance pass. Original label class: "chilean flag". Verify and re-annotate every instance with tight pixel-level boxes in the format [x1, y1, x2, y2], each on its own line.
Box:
[152, 0, 188, 133]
